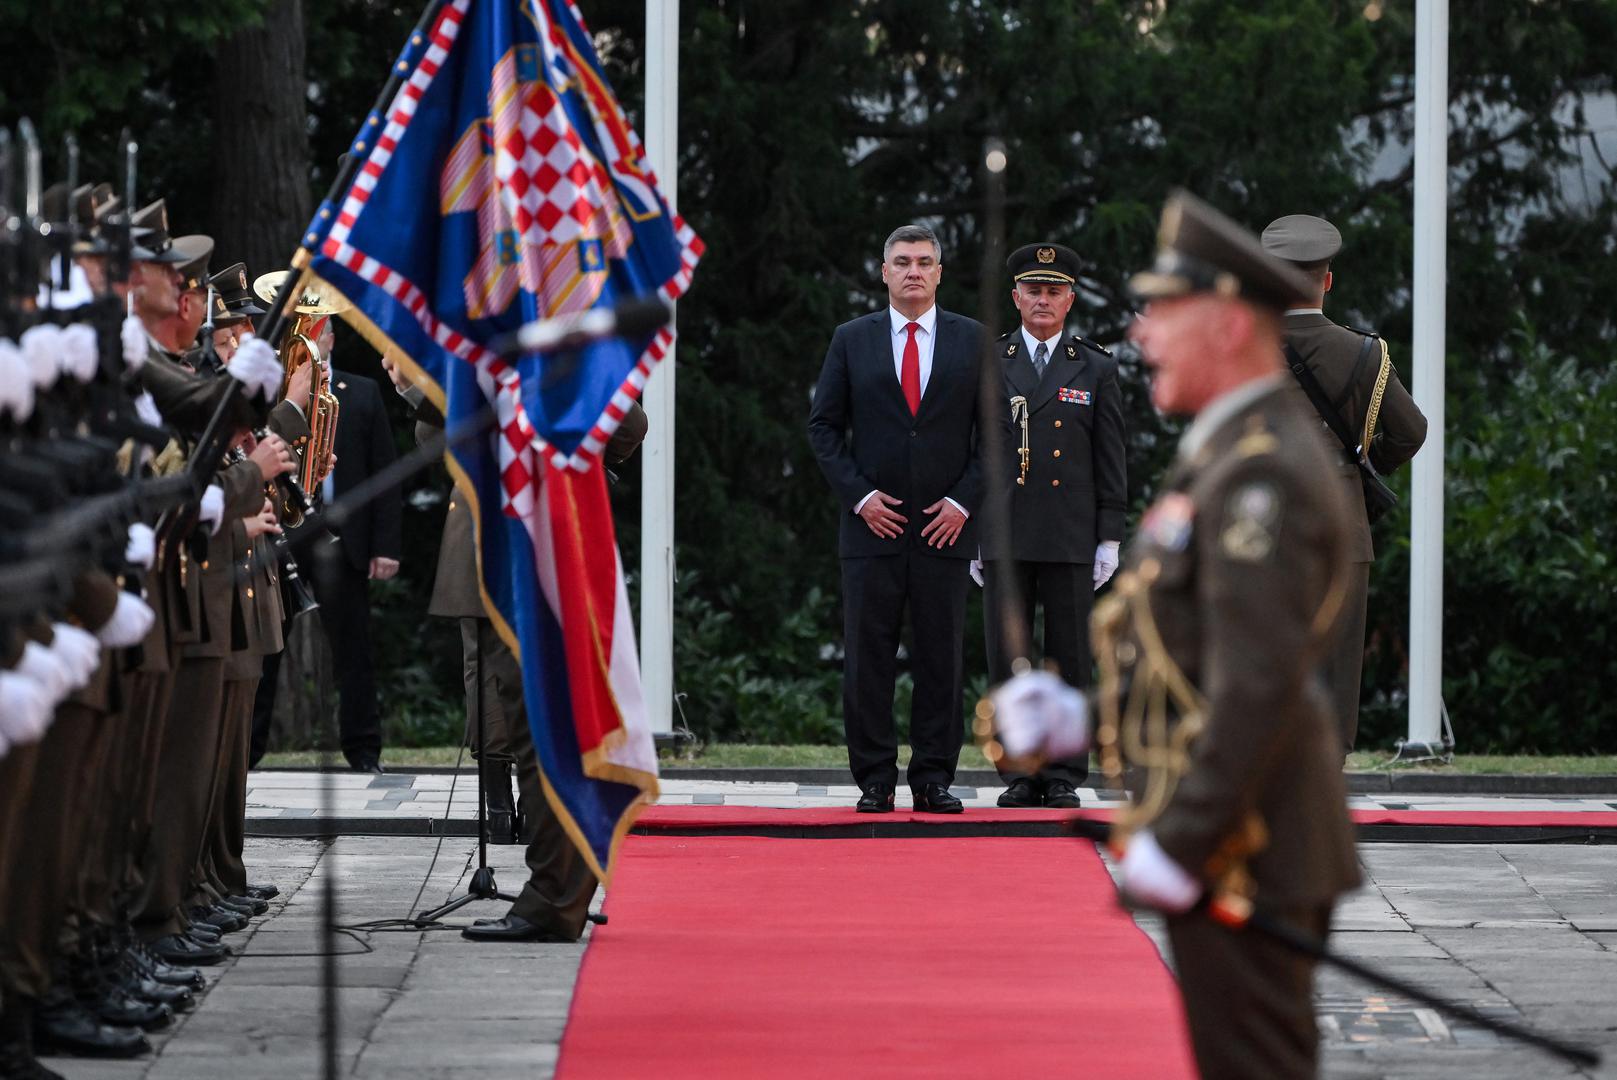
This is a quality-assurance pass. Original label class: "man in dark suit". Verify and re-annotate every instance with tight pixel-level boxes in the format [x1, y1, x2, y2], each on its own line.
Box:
[981, 243, 1128, 809]
[1261, 215, 1427, 754]
[313, 337, 402, 771]
[808, 223, 991, 814]
[250, 328, 402, 772]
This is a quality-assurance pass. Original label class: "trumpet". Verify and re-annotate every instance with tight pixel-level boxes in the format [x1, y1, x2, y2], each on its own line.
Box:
[225, 443, 319, 623]
[253, 270, 347, 527]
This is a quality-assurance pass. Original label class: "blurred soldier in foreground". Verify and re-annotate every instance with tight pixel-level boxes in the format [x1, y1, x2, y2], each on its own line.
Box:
[993, 191, 1360, 1079]
[1115, 192, 1360, 1078]
[1261, 215, 1427, 755]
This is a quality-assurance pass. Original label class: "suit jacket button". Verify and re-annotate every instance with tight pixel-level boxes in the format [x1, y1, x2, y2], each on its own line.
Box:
[1054, 420, 1063, 429]
[909, 430, 917, 437]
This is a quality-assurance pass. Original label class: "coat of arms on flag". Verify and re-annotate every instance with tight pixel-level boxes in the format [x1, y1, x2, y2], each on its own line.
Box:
[298, 0, 703, 881]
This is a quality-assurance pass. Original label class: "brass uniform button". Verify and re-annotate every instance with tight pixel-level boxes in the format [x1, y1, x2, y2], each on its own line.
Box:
[1053, 450, 1061, 458]
[1051, 479, 1061, 487]
[1054, 420, 1063, 429]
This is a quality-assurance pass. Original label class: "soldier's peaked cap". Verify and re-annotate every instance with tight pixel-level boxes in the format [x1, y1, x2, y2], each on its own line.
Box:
[128, 200, 189, 264]
[1261, 214, 1342, 263]
[1007, 243, 1080, 286]
[1129, 190, 1315, 312]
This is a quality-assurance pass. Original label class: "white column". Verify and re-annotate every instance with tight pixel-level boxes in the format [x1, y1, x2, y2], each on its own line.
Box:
[1408, 0, 1448, 751]
[640, 0, 679, 737]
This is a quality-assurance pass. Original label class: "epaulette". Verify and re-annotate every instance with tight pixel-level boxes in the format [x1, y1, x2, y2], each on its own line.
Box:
[1069, 334, 1113, 357]
[1233, 415, 1279, 459]
[1346, 324, 1380, 340]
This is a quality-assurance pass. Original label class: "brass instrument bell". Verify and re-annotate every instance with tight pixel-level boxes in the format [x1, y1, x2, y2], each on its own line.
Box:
[253, 271, 348, 526]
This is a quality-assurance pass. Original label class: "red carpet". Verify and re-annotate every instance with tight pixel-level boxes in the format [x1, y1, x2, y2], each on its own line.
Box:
[557, 835, 1196, 1079]
[635, 804, 1617, 830]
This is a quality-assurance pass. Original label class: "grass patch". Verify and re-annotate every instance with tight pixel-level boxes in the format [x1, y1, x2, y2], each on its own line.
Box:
[259, 744, 1617, 776]
[1346, 752, 1617, 775]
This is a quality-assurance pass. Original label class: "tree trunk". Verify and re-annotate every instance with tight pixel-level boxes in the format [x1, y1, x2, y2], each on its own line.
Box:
[210, 0, 311, 274]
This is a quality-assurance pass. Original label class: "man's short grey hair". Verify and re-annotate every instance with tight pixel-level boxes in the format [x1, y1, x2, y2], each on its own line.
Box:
[883, 224, 942, 263]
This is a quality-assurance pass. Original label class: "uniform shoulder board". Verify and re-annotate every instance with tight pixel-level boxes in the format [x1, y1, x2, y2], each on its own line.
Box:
[1070, 335, 1112, 357]
[1346, 324, 1380, 340]
[997, 329, 1016, 341]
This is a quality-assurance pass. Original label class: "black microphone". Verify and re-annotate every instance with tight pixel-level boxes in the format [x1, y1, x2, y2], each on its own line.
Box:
[491, 297, 671, 357]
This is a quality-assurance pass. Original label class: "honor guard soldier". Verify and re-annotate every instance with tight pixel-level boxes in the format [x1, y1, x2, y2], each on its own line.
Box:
[1092, 192, 1362, 1079]
[1261, 215, 1428, 755]
[983, 243, 1127, 808]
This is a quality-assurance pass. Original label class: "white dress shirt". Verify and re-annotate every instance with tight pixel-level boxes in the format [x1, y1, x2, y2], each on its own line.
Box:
[888, 304, 938, 396]
[856, 304, 965, 519]
[1020, 325, 1064, 369]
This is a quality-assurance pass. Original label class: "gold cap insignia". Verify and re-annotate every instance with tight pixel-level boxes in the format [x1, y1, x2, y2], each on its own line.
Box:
[1036, 247, 1056, 264]
[238, 269, 247, 289]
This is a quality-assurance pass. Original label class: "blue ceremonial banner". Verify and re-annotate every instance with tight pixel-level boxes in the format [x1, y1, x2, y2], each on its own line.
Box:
[301, 0, 702, 880]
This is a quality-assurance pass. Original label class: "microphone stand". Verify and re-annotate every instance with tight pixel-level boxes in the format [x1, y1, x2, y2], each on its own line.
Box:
[285, 404, 515, 924]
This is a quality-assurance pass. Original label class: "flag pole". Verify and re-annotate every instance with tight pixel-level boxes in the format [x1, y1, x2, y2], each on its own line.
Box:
[640, 0, 680, 741]
[1406, 0, 1449, 759]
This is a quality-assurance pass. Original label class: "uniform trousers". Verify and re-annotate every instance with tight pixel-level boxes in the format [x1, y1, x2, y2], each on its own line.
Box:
[118, 666, 178, 904]
[459, 618, 527, 821]
[1167, 903, 1334, 1080]
[839, 552, 969, 792]
[983, 559, 1093, 785]
[472, 621, 595, 937]
[134, 656, 226, 940]
[0, 705, 107, 998]
[191, 675, 259, 906]
[1322, 561, 1371, 754]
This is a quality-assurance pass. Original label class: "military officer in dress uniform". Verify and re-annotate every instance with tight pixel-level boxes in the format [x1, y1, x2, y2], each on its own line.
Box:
[983, 243, 1127, 809]
[1261, 215, 1428, 754]
[1099, 192, 1362, 1079]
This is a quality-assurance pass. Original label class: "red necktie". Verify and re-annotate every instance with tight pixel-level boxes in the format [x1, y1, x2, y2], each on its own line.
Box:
[901, 321, 921, 415]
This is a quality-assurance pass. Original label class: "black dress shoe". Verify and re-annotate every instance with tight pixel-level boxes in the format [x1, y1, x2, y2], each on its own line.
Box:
[183, 923, 221, 944]
[84, 985, 171, 1032]
[132, 946, 204, 991]
[997, 777, 1043, 808]
[486, 810, 520, 845]
[347, 755, 385, 774]
[224, 894, 270, 916]
[125, 971, 194, 1012]
[460, 914, 578, 943]
[911, 783, 964, 814]
[33, 995, 149, 1058]
[148, 934, 226, 967]
[187, 905, 247, 933]
[1042, 779, 1082, 809]
[855, 784, 896, 813]
[245, 882, 279, 900]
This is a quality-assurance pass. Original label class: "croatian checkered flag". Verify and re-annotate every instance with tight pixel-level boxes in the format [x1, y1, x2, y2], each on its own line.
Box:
[303, 0, 702, 880]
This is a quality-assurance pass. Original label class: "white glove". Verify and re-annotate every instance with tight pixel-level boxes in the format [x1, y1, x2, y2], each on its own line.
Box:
[133, 390, 164, 430]
[37, 262, 94, 310]
[1119, 829, 1202, 914]
[125, 522, 157, 569]
[0, 339, 35, 421]
[19, 323, 63, 390]
[969, 554, 984, 588]
[228, 335, 283, 401]
[1093, 540, 1121, 591]
[122, 314, 149, 372]
[59, 323, 100, 383]
[49, 622, 101, 690]
[990, 669, 1090, 761]
[0, 670, 54, 746]
[96, 592, 156, 648]
[16, 640, 72, 704]
[199, 484, 225, 535]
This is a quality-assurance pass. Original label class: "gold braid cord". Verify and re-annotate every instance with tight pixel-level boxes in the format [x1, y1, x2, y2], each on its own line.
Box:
[1091, 557, 1207, 846]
